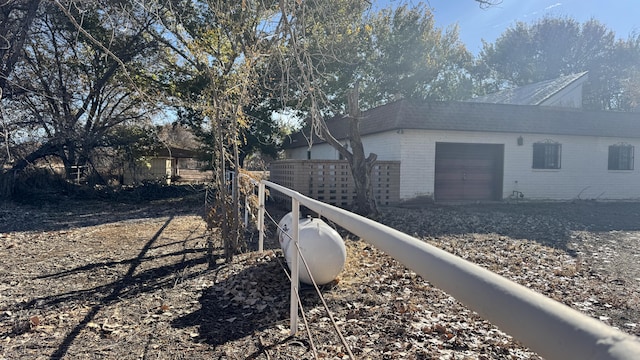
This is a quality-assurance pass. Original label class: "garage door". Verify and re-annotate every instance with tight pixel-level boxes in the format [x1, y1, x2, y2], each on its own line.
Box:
[434, 143, 504, 201]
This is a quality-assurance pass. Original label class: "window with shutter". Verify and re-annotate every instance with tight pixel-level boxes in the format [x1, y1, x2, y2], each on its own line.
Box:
[532, 142, 562, 169]
[608, 144, 634, 170]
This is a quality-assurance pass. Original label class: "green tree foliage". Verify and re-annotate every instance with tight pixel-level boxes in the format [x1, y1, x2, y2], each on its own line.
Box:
[149, 0, 282, 166]
[242, 99, 285, 164]
[606, 33, 640, 111]
[477, 17, 640, 111]
[278, 2, 473, 112]
[360, 4, 473, 106]
[144, 0, 282, 262]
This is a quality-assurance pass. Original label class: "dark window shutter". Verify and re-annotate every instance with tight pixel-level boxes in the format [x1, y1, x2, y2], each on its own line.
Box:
[533, 143, 545, 168]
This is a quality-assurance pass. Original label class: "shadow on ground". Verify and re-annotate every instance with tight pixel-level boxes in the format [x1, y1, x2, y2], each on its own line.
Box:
[172, 256, 323, 348]
[1, 216, 209, 359]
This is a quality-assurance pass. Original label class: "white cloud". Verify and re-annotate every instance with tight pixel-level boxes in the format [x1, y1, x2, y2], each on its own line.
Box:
[545, 3, 562, 10]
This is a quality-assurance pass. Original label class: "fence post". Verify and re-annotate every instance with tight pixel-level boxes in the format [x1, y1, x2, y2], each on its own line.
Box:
[258, 182, 265, 252]
[290, 198, 300, 335]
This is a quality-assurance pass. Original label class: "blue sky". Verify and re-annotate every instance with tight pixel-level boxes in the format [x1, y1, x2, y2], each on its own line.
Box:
[377, 0, 640, 54]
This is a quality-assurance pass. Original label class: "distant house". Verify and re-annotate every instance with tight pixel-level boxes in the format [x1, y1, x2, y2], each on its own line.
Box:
[124, 146, 212, 185]
[280, 72, 640, 202]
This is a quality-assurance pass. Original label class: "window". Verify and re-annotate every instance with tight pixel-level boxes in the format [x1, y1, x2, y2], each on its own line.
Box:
[608, 144, 634, 170]
[533, 142, 562, 169]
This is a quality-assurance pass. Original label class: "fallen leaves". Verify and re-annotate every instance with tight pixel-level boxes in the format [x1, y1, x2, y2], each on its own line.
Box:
[1, 200, 639, 359]
[29, 315, 40, 327]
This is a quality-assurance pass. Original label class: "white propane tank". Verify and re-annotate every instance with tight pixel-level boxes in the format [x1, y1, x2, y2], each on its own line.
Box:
[277, 212, 347, 285]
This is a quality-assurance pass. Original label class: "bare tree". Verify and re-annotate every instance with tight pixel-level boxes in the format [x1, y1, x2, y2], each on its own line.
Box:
[0, 0, 41, 96]
[474, 0, 502, 8]
[0, 1, 169, 199]
[9, 2, 157, 174]
[0, 0, 41, 166]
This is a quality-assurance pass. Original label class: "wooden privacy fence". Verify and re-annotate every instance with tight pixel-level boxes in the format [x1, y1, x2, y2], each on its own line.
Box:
[254, 180, 640, 360]
[269, 160, 400, 207]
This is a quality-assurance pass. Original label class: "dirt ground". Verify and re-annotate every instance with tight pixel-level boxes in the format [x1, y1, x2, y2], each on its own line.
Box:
[1, 196, 639, 359]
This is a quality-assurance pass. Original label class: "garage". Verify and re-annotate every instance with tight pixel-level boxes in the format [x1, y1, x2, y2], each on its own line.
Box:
[434, 142, 504, 201]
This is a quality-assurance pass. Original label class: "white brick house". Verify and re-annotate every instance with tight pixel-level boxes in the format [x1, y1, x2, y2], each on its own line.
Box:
[281, 73, 640, 202]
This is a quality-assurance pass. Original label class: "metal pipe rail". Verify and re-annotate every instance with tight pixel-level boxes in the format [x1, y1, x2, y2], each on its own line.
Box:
[260, 180, 640, 360]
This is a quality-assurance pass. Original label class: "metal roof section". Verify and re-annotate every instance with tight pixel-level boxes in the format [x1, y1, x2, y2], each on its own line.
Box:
[467, 72, 589, 106]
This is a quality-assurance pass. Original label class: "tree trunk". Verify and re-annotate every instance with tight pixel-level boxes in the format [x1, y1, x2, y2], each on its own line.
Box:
[231, 116, 242, 254]
[0, 169, 16, 198]
[218, 114, 232, 263]
[314, 83, 378, 217]
[346, 82, 378, 217]
[0, 89, 12, 163]
[0, 0, 41, 94]
[1, 141, 63, 198]
[9, 141, 63, 173]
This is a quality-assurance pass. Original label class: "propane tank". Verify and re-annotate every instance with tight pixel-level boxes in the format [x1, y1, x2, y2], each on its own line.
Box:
[277, 212, 347, 285]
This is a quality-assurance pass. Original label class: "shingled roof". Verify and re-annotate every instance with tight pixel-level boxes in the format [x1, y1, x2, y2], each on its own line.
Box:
[285, 100, 640, 148]
[467, 72, 589, 106]
[151, 146, 199, 158]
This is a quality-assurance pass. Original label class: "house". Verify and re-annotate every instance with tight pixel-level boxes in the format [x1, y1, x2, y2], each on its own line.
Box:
[280, 73, 640, 202]
[124, 146, 212, 185]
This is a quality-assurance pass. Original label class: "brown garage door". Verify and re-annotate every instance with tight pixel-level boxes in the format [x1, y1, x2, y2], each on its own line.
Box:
[434, 143, 504, 201]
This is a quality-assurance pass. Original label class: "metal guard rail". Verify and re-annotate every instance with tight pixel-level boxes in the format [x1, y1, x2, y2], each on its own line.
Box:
[260, 180, 640, 360]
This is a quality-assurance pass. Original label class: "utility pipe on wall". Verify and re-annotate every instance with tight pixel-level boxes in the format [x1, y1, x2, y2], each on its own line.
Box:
[261, 180, 640, 360]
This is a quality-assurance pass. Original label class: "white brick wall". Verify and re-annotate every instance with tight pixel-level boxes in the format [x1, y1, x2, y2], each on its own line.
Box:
[398, 131, 434, 199]
[508, 134, 640, 200]
[286, 129, 640, 201]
